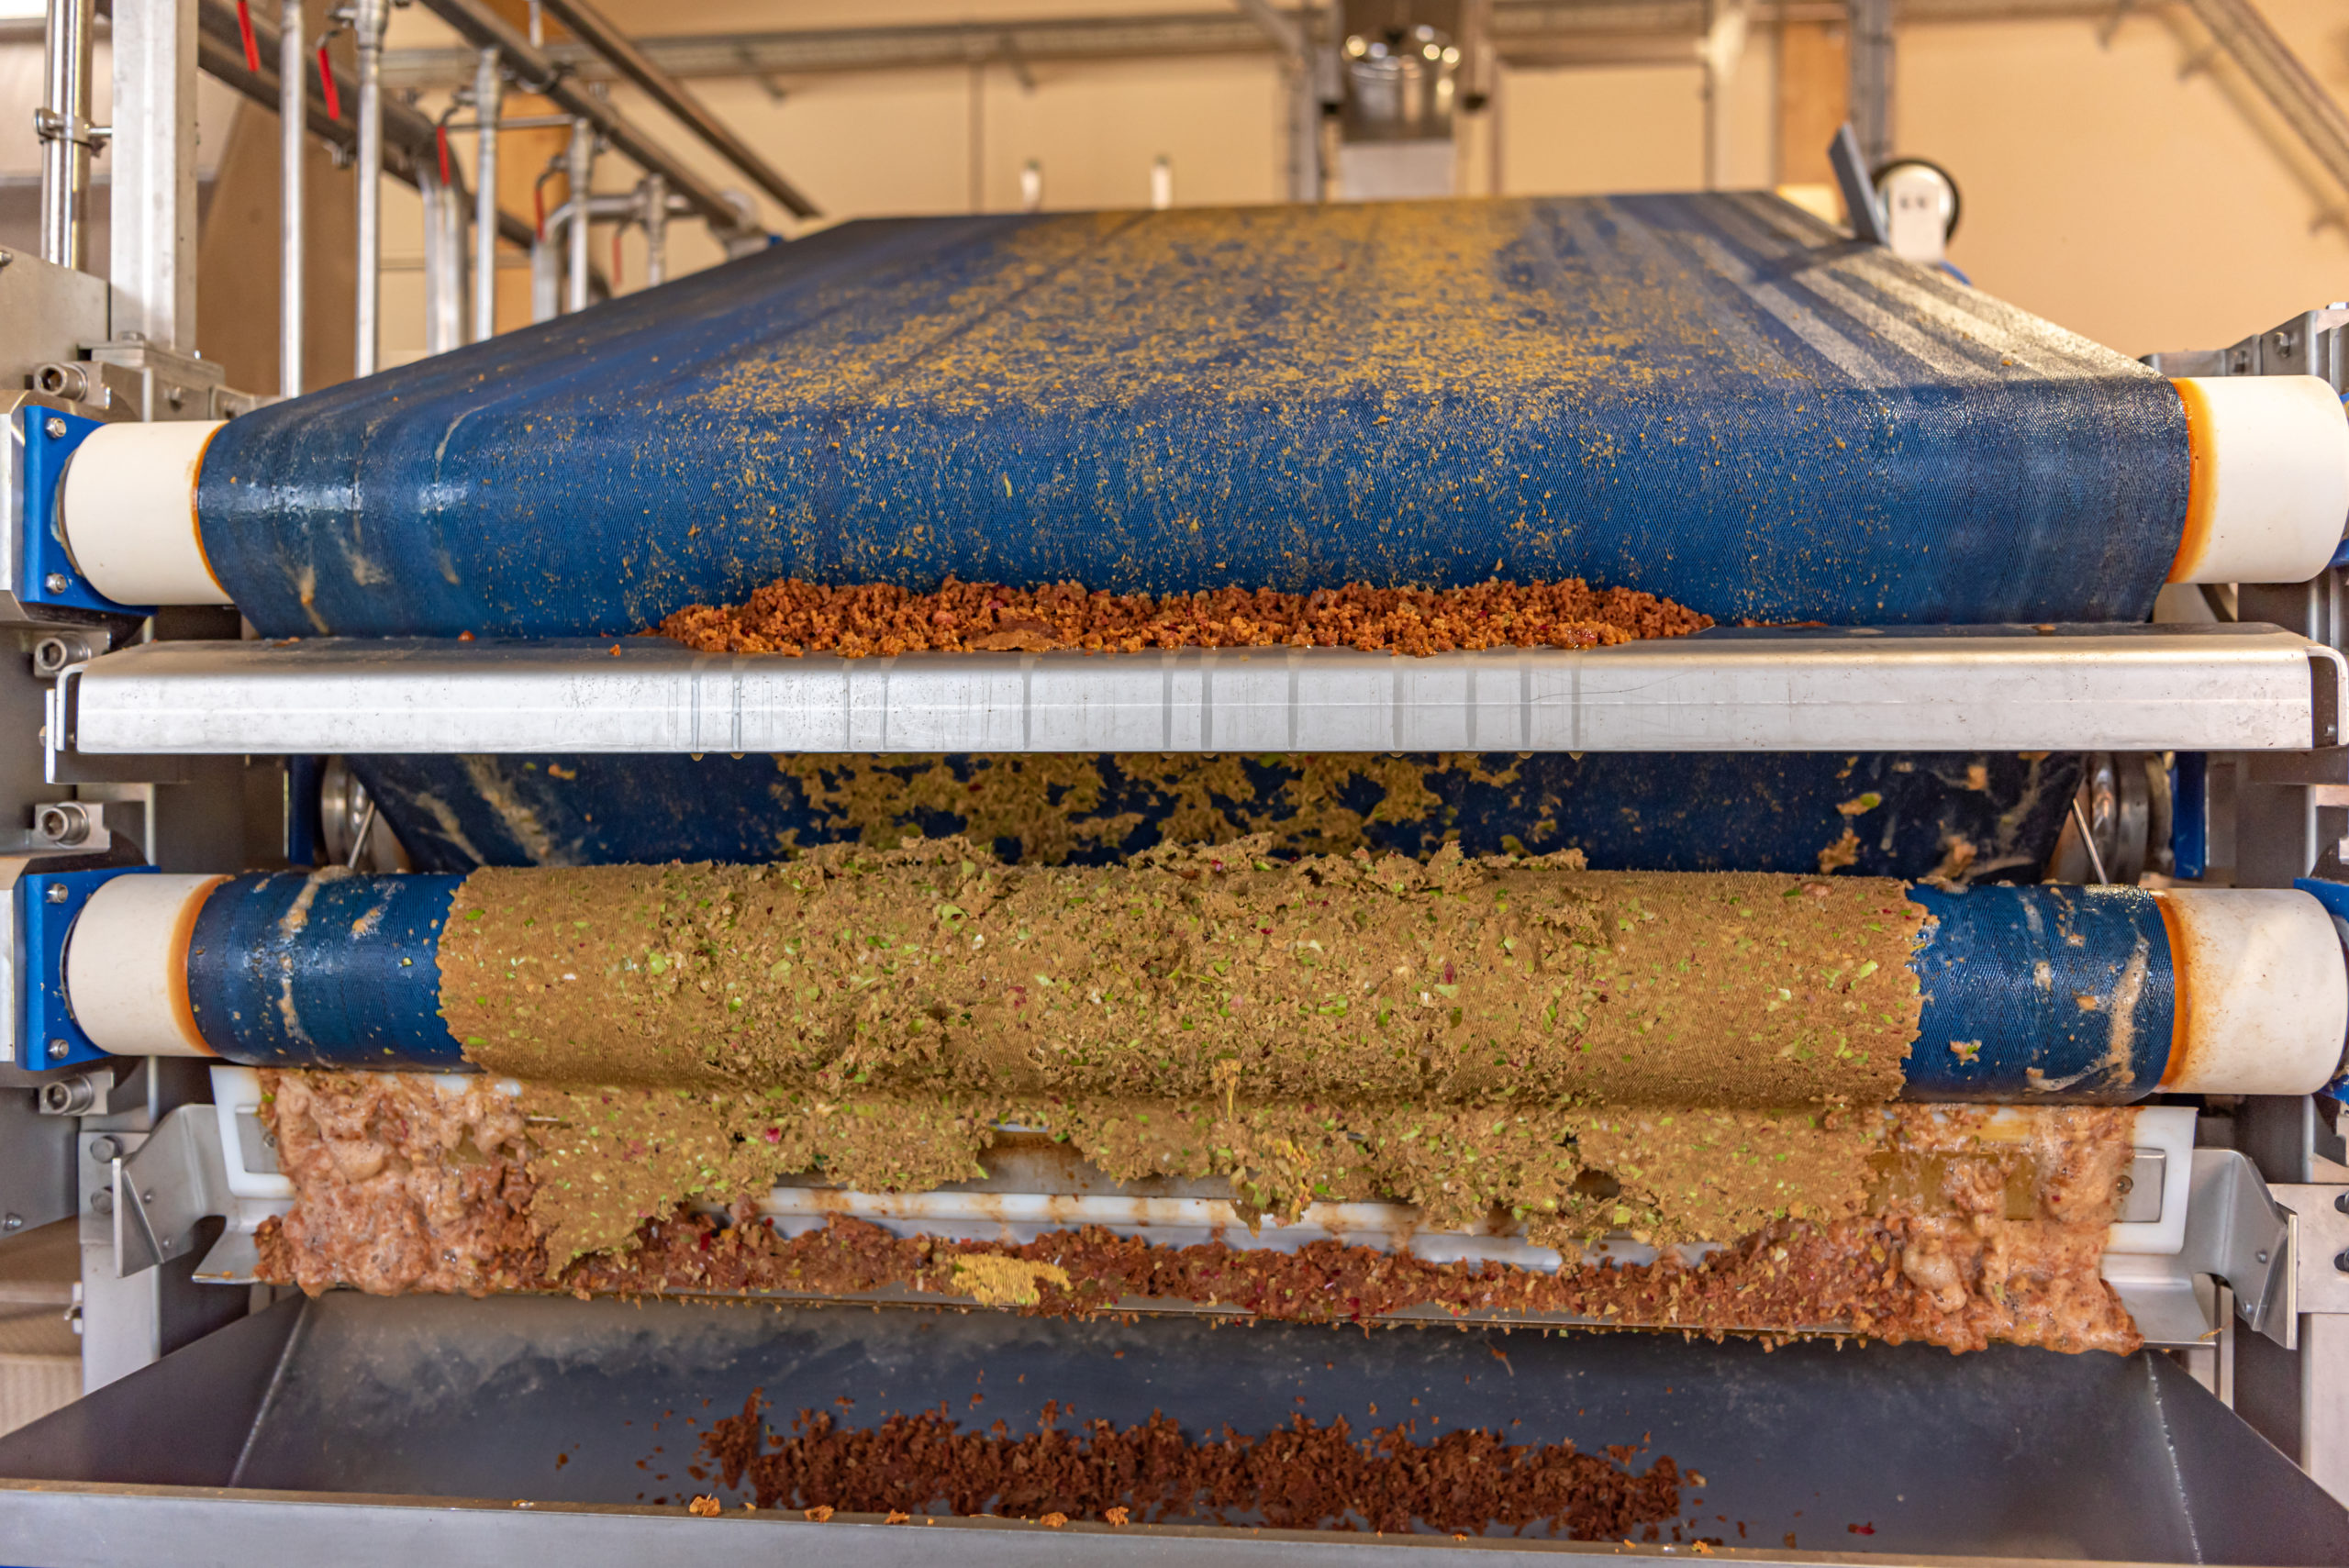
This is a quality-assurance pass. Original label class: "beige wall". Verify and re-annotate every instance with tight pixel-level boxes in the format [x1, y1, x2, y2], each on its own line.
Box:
[1496, 39, 1780, 197]
[351, 1, 2349, 367]
[1904, 9, 2349, 355]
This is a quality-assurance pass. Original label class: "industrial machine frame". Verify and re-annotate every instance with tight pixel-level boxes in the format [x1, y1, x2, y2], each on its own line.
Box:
[0, 1, 2344, 1561]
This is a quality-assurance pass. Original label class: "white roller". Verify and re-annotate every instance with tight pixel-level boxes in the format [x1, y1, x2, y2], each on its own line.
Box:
[64, 873, 227, 1057]
[2154, 886, 2347, 1094]
[2167, 376, 2349, 585]
[58, 419, 231, 606]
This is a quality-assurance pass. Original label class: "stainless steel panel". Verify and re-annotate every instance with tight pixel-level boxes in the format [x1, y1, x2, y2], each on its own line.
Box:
[0, 1292, 2344, 1562]
[60, 625, 2332, 757]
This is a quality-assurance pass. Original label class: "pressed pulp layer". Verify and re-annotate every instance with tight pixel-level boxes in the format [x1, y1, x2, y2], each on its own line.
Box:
[437, 842, 1923, 1110]
[254, 1069, 2142, 1357]
[255, 1067, 1890, 1267]
[656, 577, 1711, 657]
[510, 1086, 1886, 1262]
[197, 194, 2186, 639]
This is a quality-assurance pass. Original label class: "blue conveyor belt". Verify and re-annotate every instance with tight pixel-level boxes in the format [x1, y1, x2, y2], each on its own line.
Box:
[185, 871, 469, 1070]
[1909, 883, 2176, 1101]
[194, 192, 2188, 638]
[165, 871, 2176, 1101]
[348, 749, 2082, 883]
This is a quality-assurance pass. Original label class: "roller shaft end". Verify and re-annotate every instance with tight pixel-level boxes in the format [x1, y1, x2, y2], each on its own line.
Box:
[59, 419, 232, 606]
[2154, 887, 2348, 1095]
[63, 873, 227, 1057]
[2168, 376, 2349, 586]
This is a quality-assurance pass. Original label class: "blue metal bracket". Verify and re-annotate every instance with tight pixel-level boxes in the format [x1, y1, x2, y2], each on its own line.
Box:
[2294, 875, 2349, 925]
[16, 866, 152, 1072]
[17, 405, 152, 617]
[2171, 752, 2208, 881]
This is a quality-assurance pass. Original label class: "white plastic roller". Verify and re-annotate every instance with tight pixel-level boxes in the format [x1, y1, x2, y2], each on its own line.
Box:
[63, 873, 227, 1057]
[2153, 886, 2349, 1094]
[57, 419, 232, 606]
[2167, 376, 2349, 586]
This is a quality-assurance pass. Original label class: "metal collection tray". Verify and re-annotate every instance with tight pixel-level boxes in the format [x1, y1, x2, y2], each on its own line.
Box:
[2, 1290, 2345, 1564]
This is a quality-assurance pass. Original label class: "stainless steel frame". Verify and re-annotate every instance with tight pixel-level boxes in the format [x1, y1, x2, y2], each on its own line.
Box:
[415, 0, 790, 240]
[37, 0, 97, 271]
[50, 626, 2344, 758]
[4, 1, 2349, 1551]
[533, 0, 818, 220]
[2, 1290, 2346, 1562]
[352, 0, 391, 378]
[277, 0, 304, 396]
[471, 46, 503, 343]
[108, 0, 199, 354]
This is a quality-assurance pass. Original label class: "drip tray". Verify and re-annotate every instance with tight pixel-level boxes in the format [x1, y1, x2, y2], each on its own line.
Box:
[1, 1292, 2344, 1564]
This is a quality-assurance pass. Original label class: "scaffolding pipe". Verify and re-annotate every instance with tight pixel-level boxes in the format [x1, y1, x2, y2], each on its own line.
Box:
[420, 166, 466, 354]
[278, 0, 304, 395]
[164, 0, 530, 251]
[640, 172, 669, 286]
[471, 47, 503, 342]
[564, 117, 595, 315]
[531, 191, 629, 321]
[534, 0, 818, 219]
[353, 0, 391, 376]
[1846, 0, 1893, 168]
[414, 0, 768, 239]
[39, 0, 97, 271]
[1701, 0, 1749, 191]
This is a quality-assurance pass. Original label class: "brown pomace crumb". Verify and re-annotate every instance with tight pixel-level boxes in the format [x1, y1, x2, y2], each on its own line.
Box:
[699, 1394, 1682, 1538]
[655, 577, 1711, 659]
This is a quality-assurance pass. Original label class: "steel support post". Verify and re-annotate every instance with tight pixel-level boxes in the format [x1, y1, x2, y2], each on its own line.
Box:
[471, 47, 502, 342]
[39, 0, 98, 271]
[278, 0, 305, 395]
[110, 0, 201, 352]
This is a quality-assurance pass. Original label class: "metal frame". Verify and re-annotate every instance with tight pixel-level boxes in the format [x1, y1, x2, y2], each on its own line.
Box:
[36, 0, 97, 270]
[531, 0, 818, 220]
[3, 0, 2348, 1543]
[0, 0, 818, 1417]
[2140, 307, 2349, 1502]
[0, 1489, 1883, 1568]
[374, 0, 2133, 89]
[413, 0, 792, 238]
[107, 0, 198, 354]
[6, 1288, 2346, 1562]
[49, 625, 2344, 759]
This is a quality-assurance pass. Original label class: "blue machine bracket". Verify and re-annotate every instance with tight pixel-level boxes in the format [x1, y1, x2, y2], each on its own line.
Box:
[17, 405, 153, 617]
[2171, 752, 2208, 882]
[2294, 875, 2349, 926]
[16, 866, 151, 1072]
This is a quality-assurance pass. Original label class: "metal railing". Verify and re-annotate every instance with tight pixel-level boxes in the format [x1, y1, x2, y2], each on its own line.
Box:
[412, 0, 784, 237]
[71, 0, 798, 389]
[533, 0, 817, 219]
